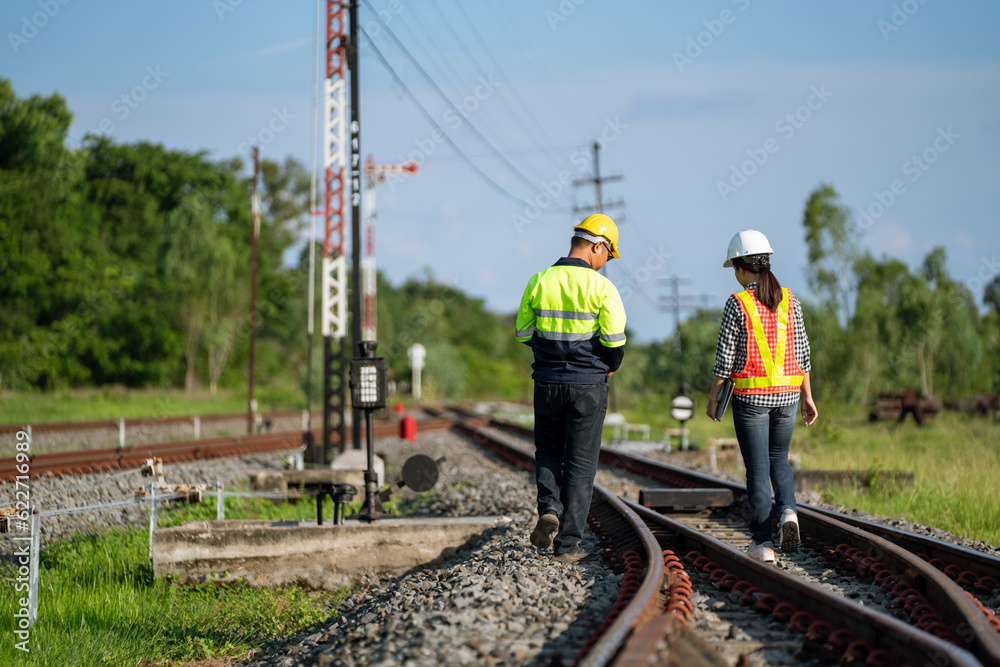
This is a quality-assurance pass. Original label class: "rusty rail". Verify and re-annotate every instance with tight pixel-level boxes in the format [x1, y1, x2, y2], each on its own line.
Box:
[0, 417, 466, 484]
[0, 409, 317, 436]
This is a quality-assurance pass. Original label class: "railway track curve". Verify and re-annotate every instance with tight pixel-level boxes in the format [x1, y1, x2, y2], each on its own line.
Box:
[441, 407, 1000, 666]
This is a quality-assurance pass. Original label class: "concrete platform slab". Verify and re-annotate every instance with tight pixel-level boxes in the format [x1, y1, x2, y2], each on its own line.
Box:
[153, 516, 511, 590]
[331, 448, 384, 488]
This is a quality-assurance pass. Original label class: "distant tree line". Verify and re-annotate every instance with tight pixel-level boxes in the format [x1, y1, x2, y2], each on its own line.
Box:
[0, 79, 532, 401]
[615, 185, 1000, 408]
[2, 81, 996, 405]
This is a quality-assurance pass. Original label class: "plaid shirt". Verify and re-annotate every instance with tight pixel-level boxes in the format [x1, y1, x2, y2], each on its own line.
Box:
[712, 283, 811, 408]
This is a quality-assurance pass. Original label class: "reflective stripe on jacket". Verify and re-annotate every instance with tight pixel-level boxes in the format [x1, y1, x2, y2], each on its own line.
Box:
[731, 287, 804, 395]
[515, 257, 626, 384]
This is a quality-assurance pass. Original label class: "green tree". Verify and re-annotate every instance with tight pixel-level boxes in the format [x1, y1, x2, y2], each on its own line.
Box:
[801, 183, 856, 323]
[985, 275, 1000, 316]
[0, 80, 103, 388]
[849, 248, 982, 400]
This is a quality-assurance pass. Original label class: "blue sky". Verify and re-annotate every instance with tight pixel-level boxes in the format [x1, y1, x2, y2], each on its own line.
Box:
[4, 0, 999, 342]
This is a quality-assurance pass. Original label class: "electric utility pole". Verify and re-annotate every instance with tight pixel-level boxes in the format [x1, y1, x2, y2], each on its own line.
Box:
[248, 146, 261, 434]
[658, 276, 712, 391]
[572, 141, 624, 225]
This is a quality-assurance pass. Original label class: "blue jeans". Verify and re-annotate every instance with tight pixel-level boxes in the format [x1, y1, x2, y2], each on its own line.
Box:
[732, 398, 798, 544]
[533, 382, 608, 553]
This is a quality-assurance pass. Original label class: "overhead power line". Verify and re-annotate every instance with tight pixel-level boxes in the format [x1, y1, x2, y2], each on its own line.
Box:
[483, 0, 587, 138]
[358, 23, 533, 207]
[358, 0, 557, 203]
[431, 0, 572, 173]
[391, 2, 552, 186]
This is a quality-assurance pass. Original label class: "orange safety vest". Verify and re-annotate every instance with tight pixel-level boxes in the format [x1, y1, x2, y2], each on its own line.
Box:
[731, 288, 804, 395]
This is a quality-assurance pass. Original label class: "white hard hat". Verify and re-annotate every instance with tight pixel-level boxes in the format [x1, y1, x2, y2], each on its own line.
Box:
[723, 229, 774, 267]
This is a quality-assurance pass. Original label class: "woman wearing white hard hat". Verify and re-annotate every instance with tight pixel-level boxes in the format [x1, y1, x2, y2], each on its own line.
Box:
[707, 229, 818, 564]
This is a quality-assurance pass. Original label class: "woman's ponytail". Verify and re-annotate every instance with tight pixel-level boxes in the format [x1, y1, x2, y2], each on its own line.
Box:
[733, 256, 783, 312]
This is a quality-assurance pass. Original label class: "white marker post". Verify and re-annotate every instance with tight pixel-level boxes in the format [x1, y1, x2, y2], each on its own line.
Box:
[408, 344, 426, 402]
[670, 394, 694, 451]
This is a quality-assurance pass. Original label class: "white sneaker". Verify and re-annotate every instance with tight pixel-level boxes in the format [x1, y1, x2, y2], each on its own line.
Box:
[747, 541, 776, 563]
[778, 509, 800, 553]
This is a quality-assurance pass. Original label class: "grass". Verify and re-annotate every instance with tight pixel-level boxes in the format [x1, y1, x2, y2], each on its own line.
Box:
[0, 492, 366, 667]
[792, 407, 1000, 547]
[0, 386, 308, 426]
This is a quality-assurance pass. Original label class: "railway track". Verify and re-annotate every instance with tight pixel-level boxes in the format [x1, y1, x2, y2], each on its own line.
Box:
[0, 417, 465, 484]
[0, 408, 314, 436]
[6, 406, 997, 665]
[440, 408, 1000, 666]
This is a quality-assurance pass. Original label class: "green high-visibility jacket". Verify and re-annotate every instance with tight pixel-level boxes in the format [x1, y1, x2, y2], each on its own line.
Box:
[515, 257, 626, 384]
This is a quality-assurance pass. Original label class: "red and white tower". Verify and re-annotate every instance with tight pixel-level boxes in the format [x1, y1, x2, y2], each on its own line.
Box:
[321, 1, 348, 457]
[361, 155, 418, 341]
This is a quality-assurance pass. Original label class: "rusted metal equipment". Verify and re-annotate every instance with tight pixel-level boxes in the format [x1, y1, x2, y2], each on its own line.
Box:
[868, 390, 941, 425]
[944, 394, 1000, 418]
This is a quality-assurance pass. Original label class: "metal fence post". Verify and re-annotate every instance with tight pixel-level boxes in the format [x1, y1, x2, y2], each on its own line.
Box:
[118, 418, 126, 447]
[193, 416, 201, 440]
[148, 485, 156, 561]
[216, 481, 224, 521]
[28, 507, 40, 627]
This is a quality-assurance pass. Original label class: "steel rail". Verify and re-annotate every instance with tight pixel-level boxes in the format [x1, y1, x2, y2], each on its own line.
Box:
[629, 501, 983, 667]
[580, 485, 665, 667]
[590, 444, 1000, 598]
[595, 445, 1000, 665]
[0, 417, 471, 483]
[803, 503, 1000, 583]
[0, 409, 316, 435]
[796, 505, 1000, 665]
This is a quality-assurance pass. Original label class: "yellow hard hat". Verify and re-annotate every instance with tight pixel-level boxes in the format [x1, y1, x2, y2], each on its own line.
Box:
[574, 214, 620, 258]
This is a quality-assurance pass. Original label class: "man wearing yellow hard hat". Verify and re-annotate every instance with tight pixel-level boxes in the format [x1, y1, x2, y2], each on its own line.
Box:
[515, 214, 626, 563]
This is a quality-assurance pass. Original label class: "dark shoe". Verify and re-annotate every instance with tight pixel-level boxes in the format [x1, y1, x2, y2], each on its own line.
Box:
[778, 509, 800, 553]
[553, 546, 596, 563]
[530, 512, 559, 549]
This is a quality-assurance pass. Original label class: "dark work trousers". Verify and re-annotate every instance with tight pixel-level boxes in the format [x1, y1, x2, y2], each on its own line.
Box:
[533, 381, 608, 553]
[732, 397, 798, 545]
